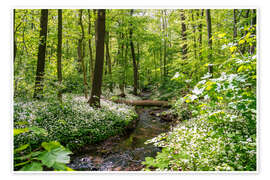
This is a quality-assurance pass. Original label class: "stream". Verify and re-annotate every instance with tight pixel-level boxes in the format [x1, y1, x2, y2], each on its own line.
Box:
[67, 92, 172, 171]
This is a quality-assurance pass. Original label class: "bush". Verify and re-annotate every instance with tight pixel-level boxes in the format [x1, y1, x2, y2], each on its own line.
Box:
[14, 94, 137, 151]
[142, 55, 256, 171]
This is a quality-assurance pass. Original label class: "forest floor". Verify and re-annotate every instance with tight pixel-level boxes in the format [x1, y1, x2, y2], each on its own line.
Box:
[67, 90, 175, 171]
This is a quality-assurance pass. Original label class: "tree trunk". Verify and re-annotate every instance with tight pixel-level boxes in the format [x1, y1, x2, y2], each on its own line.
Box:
[191, 10, 196, 59]
[87, 10, 94, 89]
[181, 10, 187, 60]
[198, 9, 203, 61]
[88, 9, 106, 108]
[105, 31, 113, 92]
[233, 9, 238, 40]
[129, 9, 138, 95]
[13, 9, 17, 63]
[78, 9, 88, 99]
[119, 32, 125, 96]
[206, 9, 213, 63]
[57, 9, 63, 102]
[250, 9, 256, 54]
[33, 9, 48, 99]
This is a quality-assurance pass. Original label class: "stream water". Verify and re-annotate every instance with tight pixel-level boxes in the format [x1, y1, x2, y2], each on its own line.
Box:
[68, 92, 172, 171]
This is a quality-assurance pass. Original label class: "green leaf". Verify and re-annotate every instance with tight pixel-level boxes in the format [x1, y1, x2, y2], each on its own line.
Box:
[14, 144, 29, 153]
[29, 126, 48, 136]
[38, 142, 72, 168]
[14, 128, 29, 136]
[20, 162, 43, 171]
[41, 141, 61, 151]
[52, 162, 67, 171]
[15, 160, 31, 167]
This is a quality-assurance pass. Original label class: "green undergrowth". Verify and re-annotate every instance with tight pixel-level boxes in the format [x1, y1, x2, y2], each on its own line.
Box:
[142, 54, 256, 171]
[14, 94, 137, 151]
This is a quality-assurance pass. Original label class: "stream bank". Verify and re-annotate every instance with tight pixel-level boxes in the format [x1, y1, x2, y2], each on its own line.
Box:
[67, 90, 173, 171]
[67, 107, 172, 171]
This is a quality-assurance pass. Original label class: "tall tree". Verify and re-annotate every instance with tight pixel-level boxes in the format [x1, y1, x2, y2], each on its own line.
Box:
[180, 10, 187, 60]
[191, 11, 197, 59]
[206, 9, 213, 63]
[33, 9, 48, 99]
[87, 9, 94, 88]
[57, 9, 63, 102]
[233, 9, 238, 40]
[105, 31, 113, 92]
[78, 9, 88, 98]
[129, 9, 138, 95]
[197, 9, 203, 61]
[13, 9, 17, 63]
[88, 9, 106, 107]
[162, 10, 167, 78]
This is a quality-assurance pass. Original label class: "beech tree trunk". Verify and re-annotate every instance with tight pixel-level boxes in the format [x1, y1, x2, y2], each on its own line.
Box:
[87, 9, 94, 88]
[233, 9, 238, 40]
[198, 9, 203, 61]
[88, 9, 106, 108]
[78, 9, 88, 99]
[250, 9, 256, 54]
[105, 31, 113, 92]
[57, 9, 63, 102]
[129, 9, 138, 95]
[206, 9, 213, 63]
[33, 9, 48, 99]
[191, 11, 197, 59]
[181, 10, 187, 60]
[162, 10, 167, 78]
[13, 9, 17, 63]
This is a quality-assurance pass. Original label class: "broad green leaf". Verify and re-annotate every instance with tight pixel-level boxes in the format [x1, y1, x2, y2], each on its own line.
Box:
[20, 162, 43, 171]
[52, 162, 67, 171]
[14, 160, 31, 167]
[38, 142, 72, 168]
[41, 141, 61, 151]
[29, 126, 48, 136]
[14, 128, 29, 136]
[14, 144, 29, 153]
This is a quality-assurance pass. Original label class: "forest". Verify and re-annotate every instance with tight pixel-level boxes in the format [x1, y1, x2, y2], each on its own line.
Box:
[13, 9, 256, 171]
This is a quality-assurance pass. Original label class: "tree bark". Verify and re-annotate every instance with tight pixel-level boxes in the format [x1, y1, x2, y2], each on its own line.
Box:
[33, 9, 48, 99]
[191, 10, 196, 59]
[57, 9, 63, 102]
[105, 31, 113, 92]
[78, 9, 88, 99]
[233, 9, 238, 40]
[206, 9, 213, 63]
[87, 10, 94, 89]
[13, 9, 17, 63]
[250, 9, 256, 54]
[198, 9, 203, 61]
[129, 9, 138, 95]
[88, 9, 106, 108]
[162, 10, 167, 78]
[181, 10, 187, 60]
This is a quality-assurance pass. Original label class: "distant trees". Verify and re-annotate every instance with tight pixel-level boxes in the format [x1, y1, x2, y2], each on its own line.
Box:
[88, 9, 106, 107]
[129, 9, 138, 95]
[180, 10, 187, 60]
[13, 9, 256, 102]
[206, 9, 212, 63]
[33, 9, 48, 99]
[57, 9, 63, 102]
[78, 9, 88, 99]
